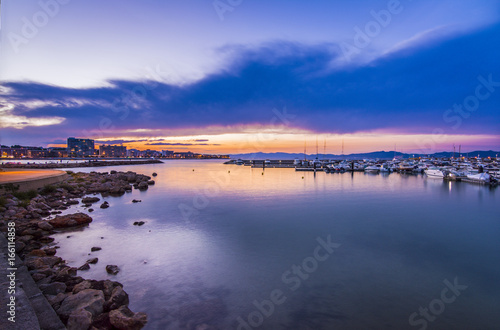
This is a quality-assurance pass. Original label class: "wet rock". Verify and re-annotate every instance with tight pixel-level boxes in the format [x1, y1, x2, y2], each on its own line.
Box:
[106, 265, 120, 275]
[78, 263, 90, 271]
[47, 292, 69, 309]
[109, 305, 147, 330]
[67, 308, 93, 330]
[88, 208, 94, 212]
[87, 257, 98, 264]
[133, 221, 145, 226]
[58, 289, 105, 322]
[137, 181, 148, 190]
[31, 273, 47, 282]
[152, 172, 157, 177]
[29, 249, 47, 257]
[104, 285, 129, 311]
[45, 248, 57, 256]
[37, 221, 54, 231]
[82, 197, 100, 204]
[66, 200, 80, 205]
[91, 247, 102, 252]
[49, 213, 92, 228]
[39, 282, 67, 296]
[132, 199, 141, 203]
[100, 201, 109, 209]
[147, 180, 155, 185]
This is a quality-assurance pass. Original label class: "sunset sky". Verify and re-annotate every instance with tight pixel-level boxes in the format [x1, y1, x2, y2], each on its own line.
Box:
[1, 0, 499, 154]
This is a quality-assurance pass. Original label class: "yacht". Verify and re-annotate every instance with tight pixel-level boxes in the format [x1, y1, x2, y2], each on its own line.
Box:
[425, 167, 445, 178]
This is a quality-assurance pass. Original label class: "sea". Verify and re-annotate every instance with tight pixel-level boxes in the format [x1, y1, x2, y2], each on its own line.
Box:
[50, 160, 499, 329]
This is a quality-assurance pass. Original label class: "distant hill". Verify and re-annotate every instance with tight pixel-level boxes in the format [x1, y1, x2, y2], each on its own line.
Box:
[229, 150, 500, 160]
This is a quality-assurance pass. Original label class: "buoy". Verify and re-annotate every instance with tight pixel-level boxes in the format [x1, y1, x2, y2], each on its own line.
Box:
[302, 176, 304, 179]
[262, 172, 264, 175]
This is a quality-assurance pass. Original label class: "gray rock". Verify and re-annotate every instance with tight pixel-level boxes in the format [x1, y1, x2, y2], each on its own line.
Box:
[58, 289, 105, 321]
[78, 263, 90, 271]
[39, 282, 67, 295]
[87, 257, 98, 264]
[37, 221, 54, 231]
[109, 305, 147, 330]
[106, 265, 120, 275]
[91, 247, 102, 252]
[67, 308, 93, 330]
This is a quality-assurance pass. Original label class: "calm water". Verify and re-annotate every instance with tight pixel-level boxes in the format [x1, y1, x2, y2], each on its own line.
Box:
[53, 160, 500, 329]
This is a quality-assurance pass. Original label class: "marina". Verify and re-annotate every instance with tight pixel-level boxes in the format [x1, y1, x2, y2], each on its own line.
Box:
[225, 156, 500, 186]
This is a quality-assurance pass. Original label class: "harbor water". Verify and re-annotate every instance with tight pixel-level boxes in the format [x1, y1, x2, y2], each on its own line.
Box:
[52, 160, 500, 329]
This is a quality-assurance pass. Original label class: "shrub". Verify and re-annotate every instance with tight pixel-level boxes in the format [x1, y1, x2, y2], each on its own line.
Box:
[13, 190, 38, 201]
[40, 184, 57, 195]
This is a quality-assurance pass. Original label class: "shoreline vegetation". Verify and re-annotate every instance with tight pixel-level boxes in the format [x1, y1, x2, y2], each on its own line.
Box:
[0, 170, 156, 329]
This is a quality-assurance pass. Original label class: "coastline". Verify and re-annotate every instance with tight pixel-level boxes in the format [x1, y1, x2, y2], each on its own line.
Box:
[0, 170, 155, 329]
[0, 159, 163, 169]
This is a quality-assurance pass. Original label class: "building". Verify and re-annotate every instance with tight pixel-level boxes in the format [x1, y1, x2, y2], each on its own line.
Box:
[67, 138, 95, 157]
[161, 150, 174, 157]
[0, 147, 28, 158]
[99, 145, 127, 158]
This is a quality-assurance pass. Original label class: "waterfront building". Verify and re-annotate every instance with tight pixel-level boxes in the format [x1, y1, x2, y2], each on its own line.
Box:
[67, 138, 95, 157]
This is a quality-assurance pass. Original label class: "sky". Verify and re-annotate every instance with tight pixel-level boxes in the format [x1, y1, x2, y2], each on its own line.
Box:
[0, 0, 499, 154]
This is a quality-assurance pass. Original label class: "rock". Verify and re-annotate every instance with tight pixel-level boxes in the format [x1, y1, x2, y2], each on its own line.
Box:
[58, 289, 105, 322]
[72, 280, 93, 294]
[104, 286, 129, 311]
[49, 213, 92, 228]
[82, 197, 100, 204]
[91, 247, 102, 252]
[132, 199, 141, 203]
[137, 181, 148, 190]
[37, 221, 54, 231]
[87, 257, 98, 264]
[152, 172, 157, 176]
[66, 199, 79, 205]
[109, 186, 125, 196]
[126, 173, 137, 183]
[32, 273, 47, 282]
[78, 263, 90, 271]
[67, 309, 93, 330]
[39, 282, 67, 296]
[147, 180, 155, 185]
[44, 248, 57, 256]
[88, 208, 94, 213]
[100, 202, 109, 209]
[29, 249, 47, 257]
[106, 265, 120, 275]
[109, 306, 147, 330]
[47, 292, 68, 308]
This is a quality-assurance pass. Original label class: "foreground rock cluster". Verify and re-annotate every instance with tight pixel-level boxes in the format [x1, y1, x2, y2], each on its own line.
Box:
[0, 170, 153, 329]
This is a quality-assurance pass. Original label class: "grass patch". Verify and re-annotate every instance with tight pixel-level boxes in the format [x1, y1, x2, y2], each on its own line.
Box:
[58, 183, 75, 192]
[13, 190, 38, 201]
[40, 184, 57, 195]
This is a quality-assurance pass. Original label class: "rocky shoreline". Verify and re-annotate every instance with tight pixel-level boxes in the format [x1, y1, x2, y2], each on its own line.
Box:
[0, 159, 163, 169]
[0, 170, 156, 329]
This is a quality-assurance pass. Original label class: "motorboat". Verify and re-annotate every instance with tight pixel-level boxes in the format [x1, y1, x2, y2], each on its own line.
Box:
[425, 167, 445, 178]
[466, 173, 490, 182]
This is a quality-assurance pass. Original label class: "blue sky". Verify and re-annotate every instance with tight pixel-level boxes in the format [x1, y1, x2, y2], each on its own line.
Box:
[1, 0, 499, 153]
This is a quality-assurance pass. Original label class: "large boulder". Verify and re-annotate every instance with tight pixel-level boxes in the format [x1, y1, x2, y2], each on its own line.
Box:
[58, 289, 105, 322]
[109, 306, 147, 330]
[82, 197, 100, 204]
[49, 213, 92, 228]
[67, 309, 93, 330]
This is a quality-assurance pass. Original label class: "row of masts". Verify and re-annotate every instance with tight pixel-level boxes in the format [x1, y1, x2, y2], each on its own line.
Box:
[304, 138, 467, 159]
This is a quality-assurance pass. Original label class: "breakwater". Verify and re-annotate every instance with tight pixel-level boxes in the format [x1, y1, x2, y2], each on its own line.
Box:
[0, 159, 163, 169]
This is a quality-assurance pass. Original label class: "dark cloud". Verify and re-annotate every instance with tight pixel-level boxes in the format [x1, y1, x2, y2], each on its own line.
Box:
[2, 23, 499, 146]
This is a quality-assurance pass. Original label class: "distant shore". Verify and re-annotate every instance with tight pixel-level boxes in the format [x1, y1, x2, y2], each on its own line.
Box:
[0, 159, 163, 169]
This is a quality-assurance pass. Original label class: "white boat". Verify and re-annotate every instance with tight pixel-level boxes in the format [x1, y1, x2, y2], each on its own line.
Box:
[425, 167, 445, 178]
[466, 173, 490, 182]
[364, 165, 380, 172]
